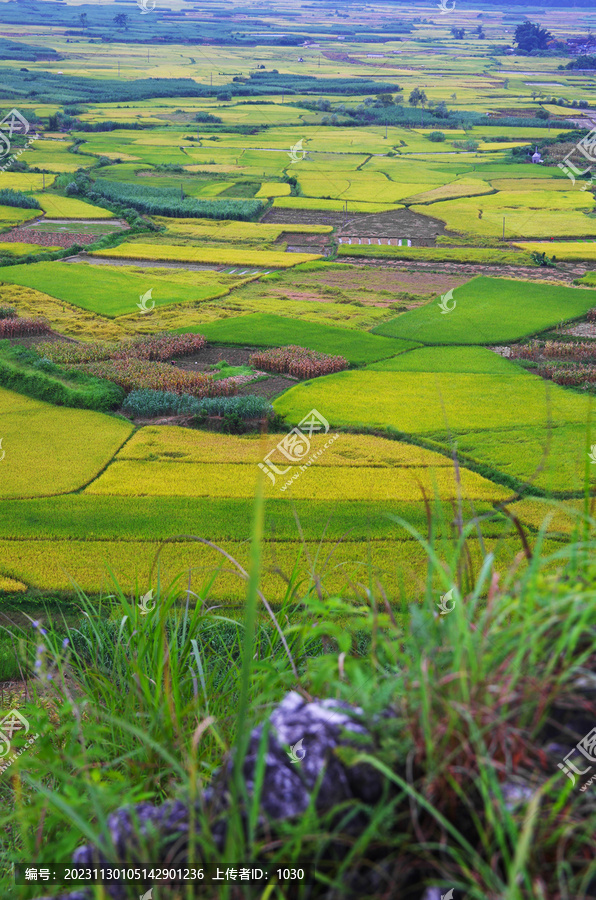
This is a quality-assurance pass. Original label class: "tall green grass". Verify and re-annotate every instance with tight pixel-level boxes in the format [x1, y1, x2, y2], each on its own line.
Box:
[0, 498, 595, 898]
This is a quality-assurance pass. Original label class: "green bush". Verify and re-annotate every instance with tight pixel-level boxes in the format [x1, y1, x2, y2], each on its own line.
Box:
[122, 389, 272, 419]
[0, 189, 41, 210]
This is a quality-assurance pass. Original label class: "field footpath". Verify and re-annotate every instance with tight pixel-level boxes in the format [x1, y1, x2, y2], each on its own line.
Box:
[62, 253, 276, 276]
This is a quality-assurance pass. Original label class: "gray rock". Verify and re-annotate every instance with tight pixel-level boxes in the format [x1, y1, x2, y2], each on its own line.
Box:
[33, 692, 380, 900]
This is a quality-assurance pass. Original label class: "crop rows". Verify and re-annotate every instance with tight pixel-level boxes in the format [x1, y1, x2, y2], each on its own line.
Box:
[537, 365, 596, 386]
[0, 316, 50, 338]
[114, 333, 207, 362]
[513, 340, 596, 362]
[77, 359, 238, 397]
[249, 345, 349, 379]
[37, 333, 207, 365]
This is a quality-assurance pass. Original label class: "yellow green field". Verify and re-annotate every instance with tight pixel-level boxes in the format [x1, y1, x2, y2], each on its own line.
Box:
[0, 386, 132, 499]
[0, 241, 61, 255]
[92, 242, 321, 267]
[33, 195, 114, 219]
[514, 241, 596, 261]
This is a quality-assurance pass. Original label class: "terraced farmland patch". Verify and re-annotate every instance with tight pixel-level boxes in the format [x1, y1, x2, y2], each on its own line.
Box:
[372, 276, 596, 345]
[0, 261, 244, 316]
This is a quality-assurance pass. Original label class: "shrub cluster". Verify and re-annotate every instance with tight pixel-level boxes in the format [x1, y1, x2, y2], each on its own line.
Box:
[0, 316, 50, 338]
[122, 389, 272, 419]
[586, 308, 596, 323]
[249, 345, 349, 379]
[0, 306, 17, 319]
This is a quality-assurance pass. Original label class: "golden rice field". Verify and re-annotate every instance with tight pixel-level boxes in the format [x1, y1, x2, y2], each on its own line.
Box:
[85, 459, 508, 501]
[0, 206, 39, 226]
[0, 536, 550, 603]
[513, 241, 596, 261]
[0, 173, 55, 192]
[154, 218, 333, 242]
[118, 427, 455, 467]
[86, 428, 506, 502]
[255, 182, 292, 198]
[0, 387, 133, 499]
[0, 241, 61, 255]
[33, 195, 115, 218]
[92, 242, 321, 267]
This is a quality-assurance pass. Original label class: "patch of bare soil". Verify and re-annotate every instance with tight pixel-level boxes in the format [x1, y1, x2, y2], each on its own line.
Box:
[9, 330, 76, 348]
[278, 291, 339, 304]
[261, 207, 446, 244]
[561, 322, 596, 338]
[172, 346, 254, 371]
[237, 375, 295, 399]
[278, 269, 468, 298]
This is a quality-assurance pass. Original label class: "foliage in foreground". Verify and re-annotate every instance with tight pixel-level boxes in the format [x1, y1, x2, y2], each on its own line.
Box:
[0, 501, 595, 898]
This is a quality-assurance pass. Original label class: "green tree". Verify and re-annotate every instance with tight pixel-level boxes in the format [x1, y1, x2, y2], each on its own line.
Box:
[514, 21, 552, 52]
[451, 27, 465, 39]
[113, 13, 129, 30]
[408, 88, 427, 108]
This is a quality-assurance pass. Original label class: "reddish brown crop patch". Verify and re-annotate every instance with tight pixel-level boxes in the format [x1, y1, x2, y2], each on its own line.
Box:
[0, 227, 97, 249]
